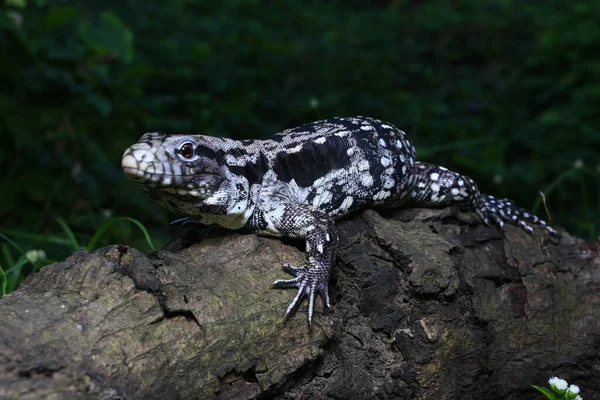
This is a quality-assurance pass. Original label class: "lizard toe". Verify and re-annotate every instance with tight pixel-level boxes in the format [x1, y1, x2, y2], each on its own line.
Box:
[281, 263, 309, 277]
[273, 266, 330, 324]
[477, 194, 557, 236]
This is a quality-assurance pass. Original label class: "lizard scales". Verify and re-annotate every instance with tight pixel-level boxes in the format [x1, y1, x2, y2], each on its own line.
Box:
[122, 116, 557, 323]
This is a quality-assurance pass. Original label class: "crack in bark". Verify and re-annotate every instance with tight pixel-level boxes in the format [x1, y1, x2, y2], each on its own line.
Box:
[109, 246, 202, 328]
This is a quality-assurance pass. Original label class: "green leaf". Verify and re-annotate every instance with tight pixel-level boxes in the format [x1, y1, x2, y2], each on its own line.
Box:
[77, 11, 134, 63]
[3, 110, 41, 148]
[86, 93, 113, 116]
[532, 385, 557, 400]
[43, 6, 78, 30]
[5, 0, 26, 9]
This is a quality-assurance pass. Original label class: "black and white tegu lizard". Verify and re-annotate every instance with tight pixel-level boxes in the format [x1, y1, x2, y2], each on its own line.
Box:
[121, 116, 557, 323]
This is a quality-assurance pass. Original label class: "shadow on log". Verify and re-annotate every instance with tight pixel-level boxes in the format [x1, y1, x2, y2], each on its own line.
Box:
[1, 207, 599, 399]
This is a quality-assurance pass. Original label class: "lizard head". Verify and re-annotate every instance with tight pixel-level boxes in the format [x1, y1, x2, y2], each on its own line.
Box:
[122, 132, 239, 215]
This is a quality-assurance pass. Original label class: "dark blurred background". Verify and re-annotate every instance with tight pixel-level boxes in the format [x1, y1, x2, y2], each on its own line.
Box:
[0, 0, 598, 290]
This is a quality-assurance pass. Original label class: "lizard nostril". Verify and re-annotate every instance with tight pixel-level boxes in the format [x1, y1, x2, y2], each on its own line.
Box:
[121, 154, 138, 171]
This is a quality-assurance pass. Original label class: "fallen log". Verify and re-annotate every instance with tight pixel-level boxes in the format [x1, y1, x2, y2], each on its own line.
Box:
[1, 207, 598, 399]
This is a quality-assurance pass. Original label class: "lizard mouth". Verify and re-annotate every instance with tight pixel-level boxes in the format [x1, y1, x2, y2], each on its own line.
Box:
[122, 151, 221, 198]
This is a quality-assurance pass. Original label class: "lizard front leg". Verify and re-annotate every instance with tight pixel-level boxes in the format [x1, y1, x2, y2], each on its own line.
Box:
[256, 203, 338, 324]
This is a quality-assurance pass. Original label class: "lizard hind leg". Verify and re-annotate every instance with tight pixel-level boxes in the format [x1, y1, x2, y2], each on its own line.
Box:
[409, 162, 559, 236]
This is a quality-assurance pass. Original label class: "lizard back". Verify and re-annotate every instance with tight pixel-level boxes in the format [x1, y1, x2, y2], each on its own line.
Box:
[253, 116, 416, 218]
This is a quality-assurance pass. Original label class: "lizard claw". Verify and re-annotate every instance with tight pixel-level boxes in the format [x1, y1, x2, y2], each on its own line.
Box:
[170, 217, 193, 226]
[273, 264, 331, 324]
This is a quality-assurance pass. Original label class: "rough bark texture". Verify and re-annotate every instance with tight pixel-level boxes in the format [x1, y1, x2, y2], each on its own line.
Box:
[0, 207, 598, 400]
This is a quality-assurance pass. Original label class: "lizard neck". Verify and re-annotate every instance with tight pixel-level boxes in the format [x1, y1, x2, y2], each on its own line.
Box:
[191, 135, 267, 229]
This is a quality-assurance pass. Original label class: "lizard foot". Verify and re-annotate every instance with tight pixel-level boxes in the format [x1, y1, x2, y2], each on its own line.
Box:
[273, 263, 331, 324]
[477, 195, 559, 237]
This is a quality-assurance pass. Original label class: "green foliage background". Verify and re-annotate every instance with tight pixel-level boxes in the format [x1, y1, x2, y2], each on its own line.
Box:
[0, 0, 598, 289]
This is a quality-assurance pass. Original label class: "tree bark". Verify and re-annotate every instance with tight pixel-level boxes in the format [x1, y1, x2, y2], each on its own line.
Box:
[0, 207, 598, 400]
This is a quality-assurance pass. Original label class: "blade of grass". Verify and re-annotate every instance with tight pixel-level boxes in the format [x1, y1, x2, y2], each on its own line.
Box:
[0, 229, 74, 246]
[532, 166, 578, 214]
[0, 264, 7, 296]
[56, 217, 80, 250]
[4, 257, 27, 293]
[579, 172, 589, 225]
[1, 243, 17, 269]
[538, 191, 553, 223]
[0, 243, 28, 294]
[3, 257, 28, 276]
[0, 233, 26, 255]
[87, 217, 155, 251]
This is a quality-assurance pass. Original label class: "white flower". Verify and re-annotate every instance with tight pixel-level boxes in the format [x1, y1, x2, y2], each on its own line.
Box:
[548, 376, 568, 390]
[574, 395, 583, 400]
[573, 159, 584, 169]
[568, 384, 580, 394]
[25, 249, 47, 264]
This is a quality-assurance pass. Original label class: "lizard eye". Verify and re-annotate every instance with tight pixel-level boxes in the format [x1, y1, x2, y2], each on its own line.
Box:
[178, 142, 194, 160]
